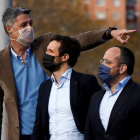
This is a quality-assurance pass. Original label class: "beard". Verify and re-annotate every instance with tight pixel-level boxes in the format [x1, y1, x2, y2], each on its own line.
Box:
[52, 62, 63, 72]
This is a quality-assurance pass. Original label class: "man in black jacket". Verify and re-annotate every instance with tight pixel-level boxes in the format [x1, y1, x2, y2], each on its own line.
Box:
[1, 7, 136, 140]
[32, 35, 102, 140]
[85, 46, 140, 140]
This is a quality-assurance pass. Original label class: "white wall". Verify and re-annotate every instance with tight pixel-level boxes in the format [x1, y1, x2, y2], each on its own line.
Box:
[0, 0, 12, 50]
[0, 1, 12, 140]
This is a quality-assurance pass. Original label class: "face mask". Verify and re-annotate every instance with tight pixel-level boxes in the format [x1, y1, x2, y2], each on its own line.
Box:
[9, 26, 35, 46]
[98, 64, 119, 84]
[43, 53, 62, 72]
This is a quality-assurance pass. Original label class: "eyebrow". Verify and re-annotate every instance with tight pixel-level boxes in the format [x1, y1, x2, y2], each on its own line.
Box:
[47, 48, 54, 52]
[19, 20, 33, 26]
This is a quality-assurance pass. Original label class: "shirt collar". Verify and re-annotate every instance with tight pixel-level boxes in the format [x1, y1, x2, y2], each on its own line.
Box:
[103, 76, 131, 91]
[51, 67, 72, 83]
[10, 46, 31, 60]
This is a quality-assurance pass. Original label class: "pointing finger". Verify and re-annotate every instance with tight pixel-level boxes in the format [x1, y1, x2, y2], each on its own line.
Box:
[122, 29, 136, 34]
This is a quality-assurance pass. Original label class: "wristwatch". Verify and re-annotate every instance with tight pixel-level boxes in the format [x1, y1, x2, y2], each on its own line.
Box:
[108, 27, 117, 39]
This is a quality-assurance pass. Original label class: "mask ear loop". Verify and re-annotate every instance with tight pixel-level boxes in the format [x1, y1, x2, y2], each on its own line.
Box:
[9, 28, 33, 46]
[9, 30, 20, 41]
[9, 30, 19, 37]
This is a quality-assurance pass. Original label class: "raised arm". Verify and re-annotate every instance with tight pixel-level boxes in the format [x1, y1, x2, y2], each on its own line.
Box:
[73, 29, 107, 51]
[34, 28, 136, 53]
[73, 28, 136, 51]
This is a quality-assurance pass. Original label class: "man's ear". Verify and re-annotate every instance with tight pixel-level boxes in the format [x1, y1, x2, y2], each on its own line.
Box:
[119, 64, 127, 74]
[62, 54, 69, 61]
[6, 25, 13, 35]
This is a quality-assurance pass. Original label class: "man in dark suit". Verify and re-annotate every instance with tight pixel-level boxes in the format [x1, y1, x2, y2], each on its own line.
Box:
[32, 35, 102, 140]
[1, 7, 136, 140]
[85, 46, 140, 140]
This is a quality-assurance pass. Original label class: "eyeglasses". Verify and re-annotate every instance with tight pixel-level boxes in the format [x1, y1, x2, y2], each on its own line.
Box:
[100, 59, 122, 65]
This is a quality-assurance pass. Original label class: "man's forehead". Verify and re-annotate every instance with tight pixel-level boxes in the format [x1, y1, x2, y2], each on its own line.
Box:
[48, 41, 61, 50]
[15, 14, 32, 22]
[49, 41, 61, 47]
[104, 47, 121, 59]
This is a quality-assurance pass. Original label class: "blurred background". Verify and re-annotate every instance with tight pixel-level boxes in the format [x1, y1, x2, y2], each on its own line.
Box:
[0, 0, 140, 139]
[12, 0, 140, 84]
[1, 0, 140, 85]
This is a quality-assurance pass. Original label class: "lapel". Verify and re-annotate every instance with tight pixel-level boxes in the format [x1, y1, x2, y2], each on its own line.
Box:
[70, 70, 79, 121]
[43, 79, 52, 111]
[94, 89, 106, 133]
[42, 79, 52, 130]
[106, 79, 135, 132]
[0, 44, 17, 102]
[31, 43, 51, 77]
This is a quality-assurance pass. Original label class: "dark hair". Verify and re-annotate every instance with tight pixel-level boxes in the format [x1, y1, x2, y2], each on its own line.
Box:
[51, 35, 81, 67]
[2, 7, 31, 34]
[116, 46, 135, 75]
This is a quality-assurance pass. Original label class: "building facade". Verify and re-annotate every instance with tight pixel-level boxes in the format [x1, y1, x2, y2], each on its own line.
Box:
[81, 0, 139, 30]
[136, 0, 140, 32]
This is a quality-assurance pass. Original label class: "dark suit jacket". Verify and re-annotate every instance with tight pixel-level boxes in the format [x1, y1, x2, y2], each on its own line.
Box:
[0, 30, 107, 140]
[31, 70, 102, 140]
[84, 79, 140, 140]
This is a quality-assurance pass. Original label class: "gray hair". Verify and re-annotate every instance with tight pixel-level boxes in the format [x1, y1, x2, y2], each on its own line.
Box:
[2, 7, 31, 35]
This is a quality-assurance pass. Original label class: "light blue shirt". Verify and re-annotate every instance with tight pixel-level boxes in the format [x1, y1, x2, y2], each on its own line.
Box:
[10, 46, 49, 134]
[48, 68, 84, 140]
[99, 76, 130, 131]
[11, 46, 31, 61]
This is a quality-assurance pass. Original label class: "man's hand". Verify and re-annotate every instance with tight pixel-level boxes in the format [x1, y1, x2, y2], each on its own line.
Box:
[111, 29, 136, 44]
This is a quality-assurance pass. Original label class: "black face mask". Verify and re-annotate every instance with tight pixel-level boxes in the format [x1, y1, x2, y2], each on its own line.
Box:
[43, 53, 61, 72]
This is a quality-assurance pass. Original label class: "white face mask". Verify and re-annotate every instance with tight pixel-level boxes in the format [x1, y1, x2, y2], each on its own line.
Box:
[9, 26, 35, 46]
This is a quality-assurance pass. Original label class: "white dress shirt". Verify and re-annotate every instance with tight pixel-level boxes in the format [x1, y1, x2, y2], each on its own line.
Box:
[99, 76, 130, 131]
[48, 68, 84, 140]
